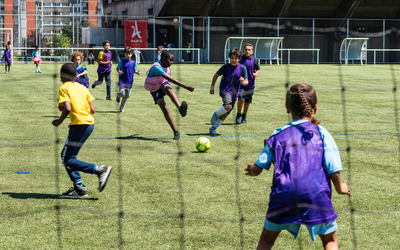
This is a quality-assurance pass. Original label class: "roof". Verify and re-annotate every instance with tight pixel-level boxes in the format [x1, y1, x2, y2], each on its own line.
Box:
[158, 0, 400, 19]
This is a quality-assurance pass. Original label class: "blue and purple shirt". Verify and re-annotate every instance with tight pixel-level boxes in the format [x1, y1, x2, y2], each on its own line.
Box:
[255, 120, 342, 226]
[216, 63, 248, 99]
[117, 59, 138, 88]
[76, 65, 89, 88]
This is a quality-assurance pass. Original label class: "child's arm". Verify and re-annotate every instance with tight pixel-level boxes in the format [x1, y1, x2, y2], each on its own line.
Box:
[253, 69, 261, 78]
[330, 172, 351, 196]
[77, 69, 88, 77]
[52, 101, 71, 127]
[89, 101, 95, 114]
[135, 70, 140, 76]
[162, 74, 195, 92]
[210, 72, 219, 94]
[240, 77, 249, 86]
[244, 163, 263, 176]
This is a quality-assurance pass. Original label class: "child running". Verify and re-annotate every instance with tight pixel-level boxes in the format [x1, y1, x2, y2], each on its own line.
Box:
[116, 47, 140, 112]
[209, 47, 248, 135]
[71, 51, 89, 88]
[92, 40, 113, 100]
[144, 50, 195, 140]
[3, 44, 12, 74]
[236, 43, 261, 124]
[32, 45, 42, 73]
[244, 83, 351, 250]
[52, 62, 112, 197]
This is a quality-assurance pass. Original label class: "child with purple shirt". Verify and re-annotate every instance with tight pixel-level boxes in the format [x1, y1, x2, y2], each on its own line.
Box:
[3, 44, 12, 74]
[71, 51, 89, 88]
[209, 47, 248, 135]
[92, 40, 113, 100]
[116, 47, 140, 112]
[245, 83, 351, 250]
[236, 43, 261, 124]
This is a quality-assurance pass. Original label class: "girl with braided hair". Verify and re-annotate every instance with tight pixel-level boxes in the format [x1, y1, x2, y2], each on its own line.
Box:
[245, 83, 350, 250]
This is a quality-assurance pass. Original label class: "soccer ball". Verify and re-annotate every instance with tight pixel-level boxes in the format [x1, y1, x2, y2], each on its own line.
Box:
[195, 137, 211, 152]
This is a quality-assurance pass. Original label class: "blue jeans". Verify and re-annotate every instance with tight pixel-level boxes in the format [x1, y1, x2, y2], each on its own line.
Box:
[61, 124, 96, 183]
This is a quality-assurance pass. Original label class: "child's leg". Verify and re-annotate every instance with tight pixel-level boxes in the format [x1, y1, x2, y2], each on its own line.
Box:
[61, 125, 96, 183]
[92, 73, 105, 88]
[237, 98, 244, 114]
[156, 98, 177, 132]
[219, 105, 232, 121]
[319, 231, 338, 250]
[257, 227, 281, 250]
[162, 85, 181, 109]
[120, 88, 131, 109]
[105, 72, 112, 98]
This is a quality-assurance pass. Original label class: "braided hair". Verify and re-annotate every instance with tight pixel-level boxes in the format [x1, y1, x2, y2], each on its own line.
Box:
[286, 83, 320, 125]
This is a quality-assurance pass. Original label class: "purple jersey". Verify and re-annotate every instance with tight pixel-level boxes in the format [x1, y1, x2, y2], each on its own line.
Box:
[239, 56, 256, 90]
[4, 49, 11, 62]
[217, 64, 247, 99]
[76, 65, 89, 88]
[117, 59, 137, 88]
[97, 50, 112, 73]
[265, 121, 337, 225]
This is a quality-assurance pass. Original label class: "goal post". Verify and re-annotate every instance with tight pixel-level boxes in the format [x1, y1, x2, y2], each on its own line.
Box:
[0, 28, 14, 66]
[224, 37, 284, 65]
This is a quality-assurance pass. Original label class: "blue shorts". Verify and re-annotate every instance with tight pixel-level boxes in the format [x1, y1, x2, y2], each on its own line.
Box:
[238, 88, 254, 103]
[151, 81, 171, 104]
[96, 72, 111, 85]
[5, 59, 12, 65]
[264, 219, 337, 241]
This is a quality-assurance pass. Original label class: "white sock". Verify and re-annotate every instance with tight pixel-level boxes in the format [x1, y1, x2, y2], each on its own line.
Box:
[37, 66, 40, 71]
[216, 106, 228, 117]
[36, 66, 38, 72]
[212, 118, 223, 129]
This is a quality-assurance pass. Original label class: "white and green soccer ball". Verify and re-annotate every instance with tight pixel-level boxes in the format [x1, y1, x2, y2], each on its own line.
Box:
[195, 137, 211, 152]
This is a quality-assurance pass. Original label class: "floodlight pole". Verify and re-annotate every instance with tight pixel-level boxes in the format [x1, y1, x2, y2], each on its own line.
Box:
[72, 5, 74, 44]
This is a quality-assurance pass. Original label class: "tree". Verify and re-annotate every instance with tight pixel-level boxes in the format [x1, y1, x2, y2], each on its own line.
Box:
[62, 19, 93, 44]
[51, 34, 71, 56]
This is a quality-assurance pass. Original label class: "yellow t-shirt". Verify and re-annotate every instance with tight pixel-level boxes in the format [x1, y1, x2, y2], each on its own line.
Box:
[58, 81, 95, 126]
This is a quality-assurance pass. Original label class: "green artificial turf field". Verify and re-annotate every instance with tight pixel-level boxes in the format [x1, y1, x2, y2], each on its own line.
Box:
[0, 63, 399, 249]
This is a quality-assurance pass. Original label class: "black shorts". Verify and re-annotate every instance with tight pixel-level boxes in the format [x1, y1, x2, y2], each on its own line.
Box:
[238, 88, 254, 104]
[151, 81, 171, 104]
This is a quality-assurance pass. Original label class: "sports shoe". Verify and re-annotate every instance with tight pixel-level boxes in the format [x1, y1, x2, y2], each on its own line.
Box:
[120, 108, 124, 113]
[38, 71, 42, 73]
[106, 96, 112, 101]
[210, 112, 219, 125]
[62, 184, 88, 197]
[173, 130, 180, 140]
[95, 165, 112, 192]
[179, 101, 187, 117]
[209, 127, 218, 136]
[116, 97, 121, 103]
[236, 113, 242, 124]
[241, 114, 247, 123]
[91, 83, 96, 89]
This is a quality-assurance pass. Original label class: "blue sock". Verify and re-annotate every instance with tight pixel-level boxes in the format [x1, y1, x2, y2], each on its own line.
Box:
[93, 165, 97, 173]
[74, 179, 83, 186]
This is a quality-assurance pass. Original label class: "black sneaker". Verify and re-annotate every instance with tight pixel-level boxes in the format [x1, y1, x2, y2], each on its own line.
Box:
[235, 113, 242, 124]
[95, 165, 112, 192]
[241, 114, 247, 123]
[179, 101, 187, 117]
[62, 184, 88, 197]
[91, 83, 96, 89]
[106, 96, 112, 101]
[173, 130, 180, 140]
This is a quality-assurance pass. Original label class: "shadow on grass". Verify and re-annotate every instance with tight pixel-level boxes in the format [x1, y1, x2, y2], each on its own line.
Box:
[186, 133, 213, 137]
[2, 192, 98, 200]
[95, 111, 120, 113]
[43, 115, 60, 118]
[116, 134, 170, 143]
[204, 122, 237, 126]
